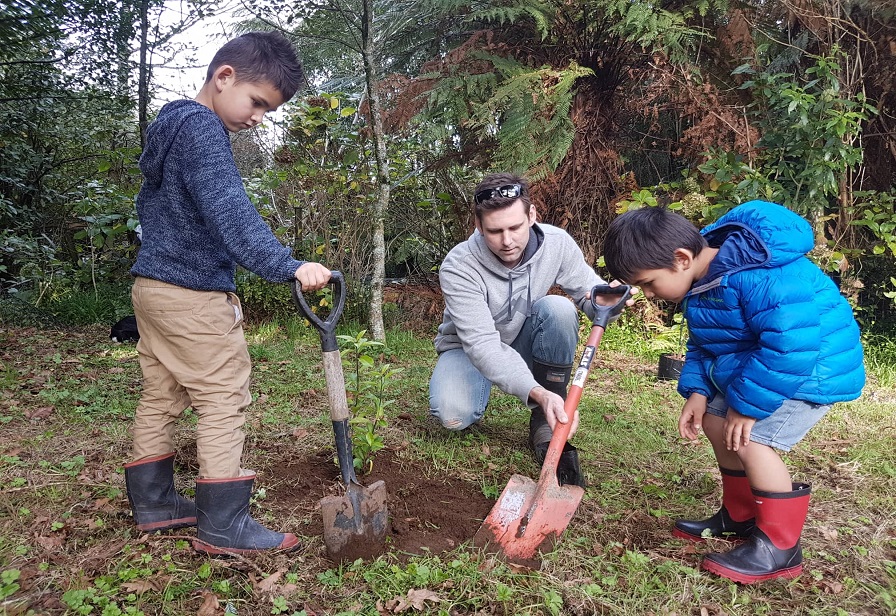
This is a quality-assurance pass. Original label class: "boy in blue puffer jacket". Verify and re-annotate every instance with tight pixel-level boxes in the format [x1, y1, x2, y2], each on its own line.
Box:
[603, 201, 864, 584]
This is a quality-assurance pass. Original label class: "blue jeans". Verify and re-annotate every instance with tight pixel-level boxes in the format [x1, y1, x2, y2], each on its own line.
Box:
[429, 295, 579, 430]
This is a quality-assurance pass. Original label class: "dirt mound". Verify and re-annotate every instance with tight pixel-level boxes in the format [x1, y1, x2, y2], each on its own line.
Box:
[267, 449, 494, 559]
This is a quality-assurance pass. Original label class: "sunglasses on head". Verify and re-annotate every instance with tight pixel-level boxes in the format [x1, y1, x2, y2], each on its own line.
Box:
[474, 183, 523, 205]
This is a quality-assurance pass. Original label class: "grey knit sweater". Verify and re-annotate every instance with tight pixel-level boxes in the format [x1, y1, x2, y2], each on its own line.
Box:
[131, 100, 304, 292]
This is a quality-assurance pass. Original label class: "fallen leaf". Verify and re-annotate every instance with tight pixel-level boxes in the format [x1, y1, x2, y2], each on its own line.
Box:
[406, 588, 441, 610]
[384, 597, 405, 613]
[79, 539, 128, 564]
[121, 580, 158, 594]
[292, 428, 309, 440]
[254, 569, 284, 594]
[24, 406, 54, 420]
[196, 589, 223, 616]
[92, 497, 117, 513]
[303, 602, 326, 616]
[822, 580, 844, 594]
[36, 533, 65, 550]
[818, 525, 838, 541]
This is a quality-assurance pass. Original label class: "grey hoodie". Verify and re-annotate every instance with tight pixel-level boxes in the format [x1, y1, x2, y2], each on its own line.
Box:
[434, 222, 606, 403]
[131, 100, 304, 292]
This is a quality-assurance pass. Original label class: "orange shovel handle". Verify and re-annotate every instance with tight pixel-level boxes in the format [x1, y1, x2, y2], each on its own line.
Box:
[534, 324, 605, 486]
[529, 284, 631, 498]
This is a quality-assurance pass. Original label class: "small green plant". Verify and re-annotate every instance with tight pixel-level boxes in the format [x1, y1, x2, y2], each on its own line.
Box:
[337, 330, 403, 473]
[1, 568, 21, 600]
[647, 312, 687, 357]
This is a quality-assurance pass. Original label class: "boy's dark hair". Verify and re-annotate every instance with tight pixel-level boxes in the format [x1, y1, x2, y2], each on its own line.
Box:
[603, 206, 707, 283]
[206, 31, 305, 101]
[473, 173, 531, 220]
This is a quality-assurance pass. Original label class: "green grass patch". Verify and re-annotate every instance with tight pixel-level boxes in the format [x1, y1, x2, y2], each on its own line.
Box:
[0, 319, 894, 615]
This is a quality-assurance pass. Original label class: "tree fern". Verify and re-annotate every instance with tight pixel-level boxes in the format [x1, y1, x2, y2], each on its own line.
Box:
[468, 0, 552, 40]
[603, 0, 729, 64]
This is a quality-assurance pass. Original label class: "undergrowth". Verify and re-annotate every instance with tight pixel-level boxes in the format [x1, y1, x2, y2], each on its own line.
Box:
[0, 313, 894, 615]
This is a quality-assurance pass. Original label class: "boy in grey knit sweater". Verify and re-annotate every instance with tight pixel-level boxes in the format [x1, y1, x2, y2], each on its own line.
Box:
[125, 31, 330, 555]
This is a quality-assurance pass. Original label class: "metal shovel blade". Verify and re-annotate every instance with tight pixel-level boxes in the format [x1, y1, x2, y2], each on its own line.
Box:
[321, 480, 389, 562]
[473, 473, 584, 569]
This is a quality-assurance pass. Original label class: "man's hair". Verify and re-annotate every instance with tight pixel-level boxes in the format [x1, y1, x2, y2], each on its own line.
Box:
[603, 206, 707, 283]
[473, 173, 531, 220]
[206, 31, 305, 101]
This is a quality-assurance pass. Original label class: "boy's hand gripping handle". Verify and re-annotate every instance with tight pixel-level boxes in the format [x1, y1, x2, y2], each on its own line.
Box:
[290, 271, 346, 352]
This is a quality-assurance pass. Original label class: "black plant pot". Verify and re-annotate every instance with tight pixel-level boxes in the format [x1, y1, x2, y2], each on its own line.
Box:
[657, 353, 685, 381]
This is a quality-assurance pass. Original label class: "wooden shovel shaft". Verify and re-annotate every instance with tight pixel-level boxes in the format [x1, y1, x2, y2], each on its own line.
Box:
[322, 350, 350, 422]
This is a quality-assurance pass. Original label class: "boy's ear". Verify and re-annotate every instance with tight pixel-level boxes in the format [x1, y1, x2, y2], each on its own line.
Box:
[211, 65, 236, 91]
[673, 248, 694, 270]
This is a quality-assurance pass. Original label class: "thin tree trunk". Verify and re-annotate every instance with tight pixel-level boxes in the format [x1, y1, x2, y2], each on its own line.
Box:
[138, 0, 150, 148]
[361, 0, 388, 341]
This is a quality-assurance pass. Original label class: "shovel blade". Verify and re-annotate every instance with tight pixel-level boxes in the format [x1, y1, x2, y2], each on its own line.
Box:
[473, 474, 584, 569]
[321, 479, 389, 563]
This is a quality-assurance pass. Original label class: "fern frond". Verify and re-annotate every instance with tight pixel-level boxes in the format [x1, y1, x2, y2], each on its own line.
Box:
[468, 0, 552, 39]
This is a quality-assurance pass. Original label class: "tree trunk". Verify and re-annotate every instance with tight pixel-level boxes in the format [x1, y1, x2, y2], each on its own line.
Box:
[138, 0, 150, 148]
[361, 0, 388, 341]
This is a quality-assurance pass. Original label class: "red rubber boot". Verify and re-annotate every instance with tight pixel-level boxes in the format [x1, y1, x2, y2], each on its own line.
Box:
[674, 468, 755, 542]
[702, 483, 810, 583]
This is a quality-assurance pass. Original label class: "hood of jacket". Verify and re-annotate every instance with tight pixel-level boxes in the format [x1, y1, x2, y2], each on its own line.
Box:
[693, 200, 814, 291]
[466, 223, 544, 323]
[139, 100, 224, 189]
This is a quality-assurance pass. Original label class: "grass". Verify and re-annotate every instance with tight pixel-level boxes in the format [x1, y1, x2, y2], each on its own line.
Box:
[0, 313, 895, 615]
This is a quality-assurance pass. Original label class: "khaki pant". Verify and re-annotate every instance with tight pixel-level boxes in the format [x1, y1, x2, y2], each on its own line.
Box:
[131, 277, 252, 478]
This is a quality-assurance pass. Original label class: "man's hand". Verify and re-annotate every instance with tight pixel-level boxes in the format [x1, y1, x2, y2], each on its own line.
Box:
[295, 263, 331, 291]
[724, 408, 756, 452]
[529, 387, 580, 438]
[679, 392, 707, 440]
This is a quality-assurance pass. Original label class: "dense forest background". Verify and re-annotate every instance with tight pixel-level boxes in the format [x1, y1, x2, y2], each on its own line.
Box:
[2, 0, 895, 334]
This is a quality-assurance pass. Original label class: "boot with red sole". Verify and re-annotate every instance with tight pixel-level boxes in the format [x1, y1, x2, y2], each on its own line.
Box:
[193, 474, 299, 555]
[701, 482, 810, 584]
[674, 468, 756, 542]
[124, 452, 197, 532]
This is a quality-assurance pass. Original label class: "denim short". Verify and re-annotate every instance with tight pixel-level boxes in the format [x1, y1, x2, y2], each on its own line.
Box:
[705, 393, 831, 452]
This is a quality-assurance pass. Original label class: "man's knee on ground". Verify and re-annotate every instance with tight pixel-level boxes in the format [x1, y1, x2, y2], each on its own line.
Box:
[429, 408, 476, 431]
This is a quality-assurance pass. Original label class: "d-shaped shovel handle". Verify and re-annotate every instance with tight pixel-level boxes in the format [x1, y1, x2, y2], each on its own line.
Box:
[291, 271, 347, 352]
[589, 284, 632, 328]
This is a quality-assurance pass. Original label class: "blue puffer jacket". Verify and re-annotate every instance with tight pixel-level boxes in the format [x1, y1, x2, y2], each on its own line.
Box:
[677, 201, 865, 420]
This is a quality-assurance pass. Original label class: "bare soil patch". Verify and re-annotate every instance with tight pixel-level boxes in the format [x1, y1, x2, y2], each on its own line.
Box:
[265, 447, 495, 559]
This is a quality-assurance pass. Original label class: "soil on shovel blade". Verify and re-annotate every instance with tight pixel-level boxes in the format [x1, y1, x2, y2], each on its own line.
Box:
[265, 448, 495, 561]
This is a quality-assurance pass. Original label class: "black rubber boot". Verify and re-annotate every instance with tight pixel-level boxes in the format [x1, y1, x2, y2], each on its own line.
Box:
[193, 474, 300, 555]
[674, 468, 756, 542]
[702, 483, 810, 584]
[124, 452, 197, 532]
[530, 362, 584, 487]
